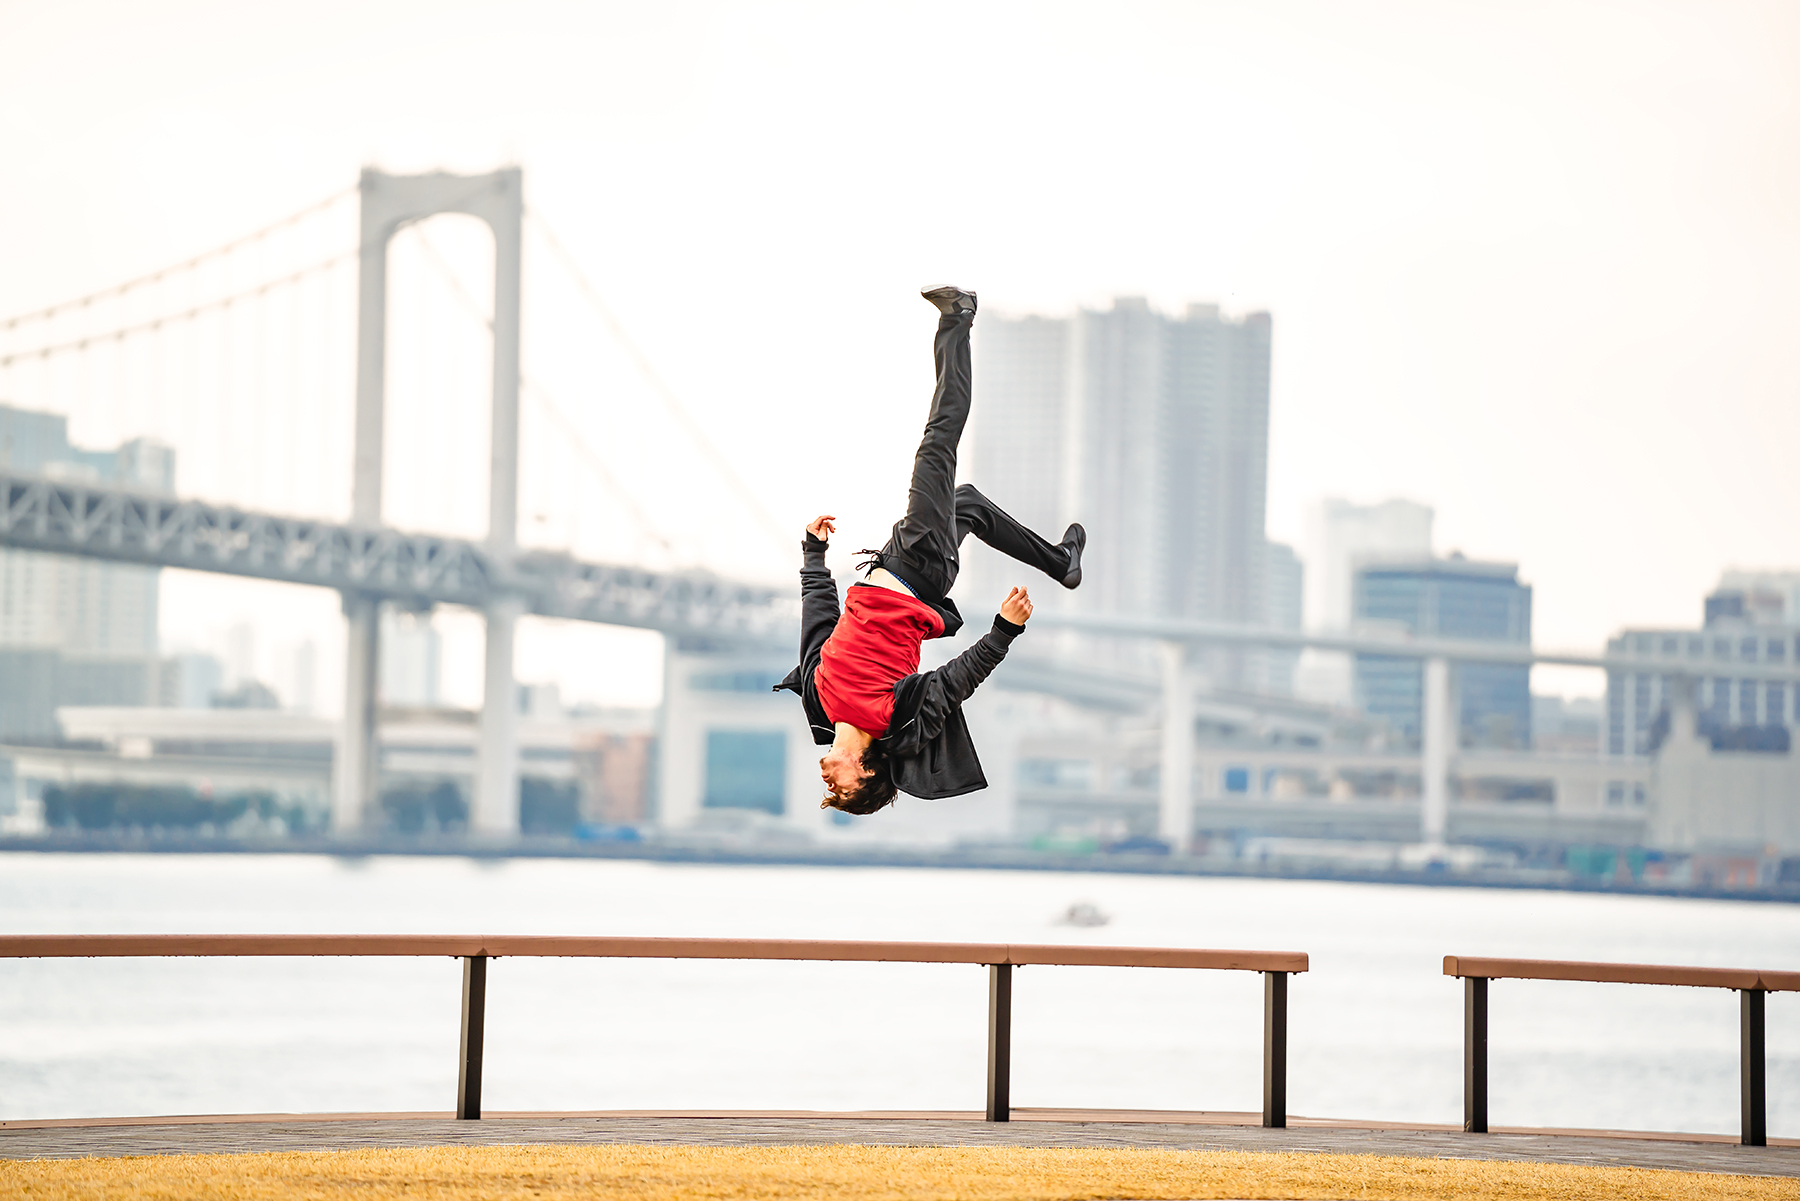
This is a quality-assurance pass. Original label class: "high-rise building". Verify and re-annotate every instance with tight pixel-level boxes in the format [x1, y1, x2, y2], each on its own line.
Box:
[1605, 575, 1800, 758]
[0, 404, 174, 737]
[967, 297, 1274, 681]
[1353, 555, 1533, 749]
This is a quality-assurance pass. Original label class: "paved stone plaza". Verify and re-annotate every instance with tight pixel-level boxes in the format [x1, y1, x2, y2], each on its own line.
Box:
[3, 1111, 1796, 1177]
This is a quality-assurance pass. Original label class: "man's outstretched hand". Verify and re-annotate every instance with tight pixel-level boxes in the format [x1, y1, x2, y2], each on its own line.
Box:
[1000, 585, 1033, 626]
[807, 515, 836, 542]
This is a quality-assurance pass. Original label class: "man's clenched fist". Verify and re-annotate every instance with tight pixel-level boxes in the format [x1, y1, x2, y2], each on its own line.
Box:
[1000, 585, 1033, 625]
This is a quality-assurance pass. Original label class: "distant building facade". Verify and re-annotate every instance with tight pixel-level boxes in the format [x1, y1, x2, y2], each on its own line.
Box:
[380, 609, 442, 708]
[1304, 497, 1434, 631]
[1606, 577, 1800, 758]
[969, 297, 1277, 685]
[1264, 541, 1303, 695]
[1294, 497, 1433, 705]
[0, 404, 175, 738]
[1353, 555, 1533, 749]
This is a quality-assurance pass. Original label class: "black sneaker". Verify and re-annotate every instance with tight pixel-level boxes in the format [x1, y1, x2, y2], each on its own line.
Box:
[1059, 523, 1086, 589]
[921, 285, 977, 316]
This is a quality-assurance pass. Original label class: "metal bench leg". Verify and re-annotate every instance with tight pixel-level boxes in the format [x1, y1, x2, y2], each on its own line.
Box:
[1464, 976, 1487, 1133]
[1742, 988, 1766, 1147]
[458, 954, 487, 1120]
[1263, 970, 1287, 1128]
[987, 963, 1011, 1122]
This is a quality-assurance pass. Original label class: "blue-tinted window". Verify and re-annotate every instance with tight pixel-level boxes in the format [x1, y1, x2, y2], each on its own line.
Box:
[1353, 563, 1530, 746]
[691, 670, 787, 693]
[1020, 759, 1092, 789]
[1223, 767, 1251, 793]
[704, 730, 786, 814]
[1741, 637, 1760, 663]
[1767, 685, 1786, 726]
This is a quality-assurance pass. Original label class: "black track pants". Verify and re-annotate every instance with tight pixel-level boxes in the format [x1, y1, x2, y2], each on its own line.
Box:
[879, 310, 1070, 603]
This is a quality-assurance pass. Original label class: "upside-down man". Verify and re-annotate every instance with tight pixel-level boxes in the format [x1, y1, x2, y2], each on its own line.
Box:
[775, 286, 1087, 814]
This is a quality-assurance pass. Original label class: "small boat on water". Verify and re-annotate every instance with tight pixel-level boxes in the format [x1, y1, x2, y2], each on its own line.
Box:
[1057, 901, 1110, 928]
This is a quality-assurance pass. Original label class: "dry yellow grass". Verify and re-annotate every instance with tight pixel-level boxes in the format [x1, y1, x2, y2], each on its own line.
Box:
[3, 1144, 1795, 1200]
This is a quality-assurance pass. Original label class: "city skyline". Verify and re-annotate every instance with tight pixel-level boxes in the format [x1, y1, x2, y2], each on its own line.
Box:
[2, 1, 1797, 712]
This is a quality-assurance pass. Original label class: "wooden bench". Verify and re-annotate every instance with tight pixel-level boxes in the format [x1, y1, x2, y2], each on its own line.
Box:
[0, 935, 1307, 1125]
[1444, 955, 1800, 1146]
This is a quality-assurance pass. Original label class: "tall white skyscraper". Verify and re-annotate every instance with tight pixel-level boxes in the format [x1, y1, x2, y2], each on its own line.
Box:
[966, 297, 1274, 684]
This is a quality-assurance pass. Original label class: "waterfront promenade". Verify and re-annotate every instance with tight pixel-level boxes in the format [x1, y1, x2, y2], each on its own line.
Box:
[4, 1110, 1799, 1176]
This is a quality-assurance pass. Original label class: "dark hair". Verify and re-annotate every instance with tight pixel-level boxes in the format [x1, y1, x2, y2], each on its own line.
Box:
[838, 740, 898, 815]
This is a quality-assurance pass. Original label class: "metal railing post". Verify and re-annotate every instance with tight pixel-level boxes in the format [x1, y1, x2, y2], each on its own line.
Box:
[986, 963, 1012, 1122]
[1262, 970, 1287, 1127]
[457, 954, 487, 1120]
[1464, 975, 1488, 1133]
[1742, 988, 1766, 1146]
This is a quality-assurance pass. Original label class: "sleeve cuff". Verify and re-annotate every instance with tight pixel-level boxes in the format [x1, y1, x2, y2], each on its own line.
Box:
[803, 533, 828, 552]
[992, 614, 1025, 638]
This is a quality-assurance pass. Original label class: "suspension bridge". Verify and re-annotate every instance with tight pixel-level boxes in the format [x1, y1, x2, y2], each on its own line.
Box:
[0, 167, 800, 835]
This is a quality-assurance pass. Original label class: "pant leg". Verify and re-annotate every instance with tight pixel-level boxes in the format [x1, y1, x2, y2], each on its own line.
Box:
[879, 309, 975, 600]
[953, 483, 1071, 582]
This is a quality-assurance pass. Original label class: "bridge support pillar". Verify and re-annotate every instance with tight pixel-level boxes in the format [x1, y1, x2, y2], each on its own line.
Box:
[1421, 655, 1450, 848]
[352, 166, 526, 837]
[334, 593, 379, 833]
[1159, 641, 1193, 852]
[476, 597, 524, 835]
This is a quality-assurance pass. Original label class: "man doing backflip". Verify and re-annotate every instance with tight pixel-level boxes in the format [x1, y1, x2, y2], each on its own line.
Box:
[775, 286, 1086, 815]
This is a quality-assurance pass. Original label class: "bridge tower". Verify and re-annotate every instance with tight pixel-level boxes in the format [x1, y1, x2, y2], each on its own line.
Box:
[336, 167, 525, 835]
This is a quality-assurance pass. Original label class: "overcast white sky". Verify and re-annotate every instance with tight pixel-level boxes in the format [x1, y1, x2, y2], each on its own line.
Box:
[2, 0, 1797, 708]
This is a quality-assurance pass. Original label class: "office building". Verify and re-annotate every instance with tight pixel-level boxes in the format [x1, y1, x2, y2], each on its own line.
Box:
[968, 298, 1274, 681]
[1606, 576, 1800, 758]
[1304, 497, 1434, 631]
[1292, 499, 1434, 705]
[1353, 555, 1532, 748]
[0, 404, 174, 737]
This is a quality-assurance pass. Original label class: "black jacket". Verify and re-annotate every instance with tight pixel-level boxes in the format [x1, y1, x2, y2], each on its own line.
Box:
[773, 533, 1024, 800]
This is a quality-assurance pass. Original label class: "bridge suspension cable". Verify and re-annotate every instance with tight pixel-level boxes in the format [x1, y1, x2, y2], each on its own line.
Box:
[523, 207, 790, 554]
[0, 187, 356, 333]
[401, 224, 679, 559]
[0, 250, 356, 368]
[0, 182, 358, 523]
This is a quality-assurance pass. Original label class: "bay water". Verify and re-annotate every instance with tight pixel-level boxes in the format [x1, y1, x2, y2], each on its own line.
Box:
[1, 852, 1795, 1135]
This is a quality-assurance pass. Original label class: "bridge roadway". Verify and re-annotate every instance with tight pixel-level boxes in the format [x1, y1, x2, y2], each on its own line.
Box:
[0, 469, 796, 648]
[31, 468, 1800, 679]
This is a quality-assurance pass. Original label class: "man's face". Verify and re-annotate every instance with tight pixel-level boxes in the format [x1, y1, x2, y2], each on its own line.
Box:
[819, 745, 872, 809]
